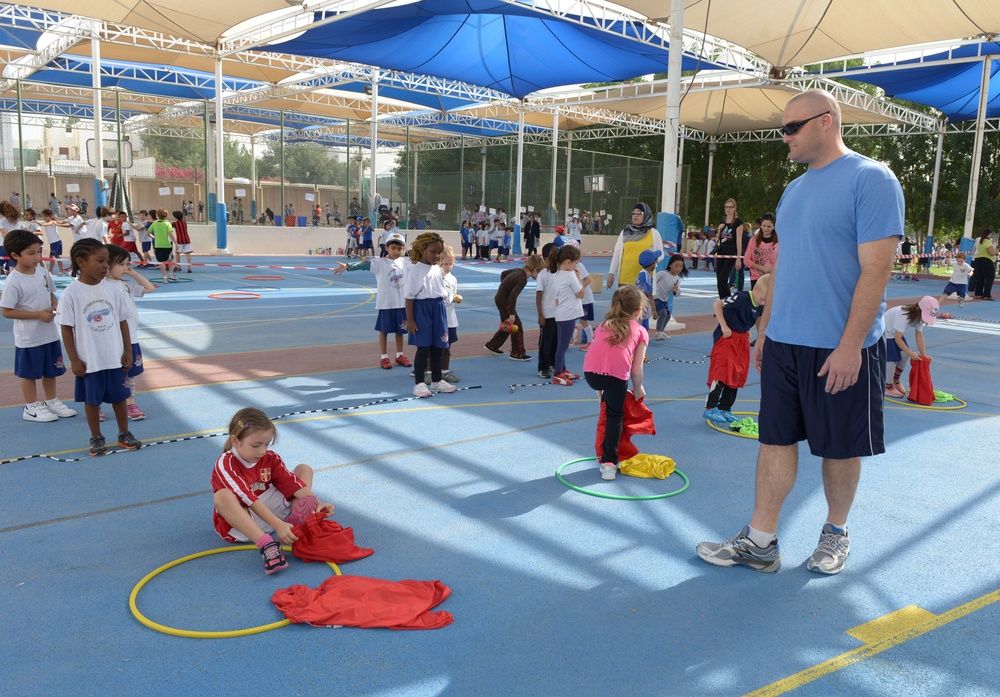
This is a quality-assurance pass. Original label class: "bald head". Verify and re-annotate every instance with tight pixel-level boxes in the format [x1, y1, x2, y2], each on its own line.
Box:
[782, 89, 848, 169]
[786, 89, 841, 127]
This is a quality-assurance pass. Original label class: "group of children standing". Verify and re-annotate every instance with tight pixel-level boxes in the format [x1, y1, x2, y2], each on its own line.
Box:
[1, 229, 150, 455]
[335, 232, 462, 396]
[461, 220, 513, 261]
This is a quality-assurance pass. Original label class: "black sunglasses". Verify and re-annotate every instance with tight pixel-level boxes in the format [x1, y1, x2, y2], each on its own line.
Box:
[780, 111, 830, 136]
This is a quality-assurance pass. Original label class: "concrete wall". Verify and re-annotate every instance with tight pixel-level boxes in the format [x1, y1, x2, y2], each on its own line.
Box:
[188, 224, 618, 257]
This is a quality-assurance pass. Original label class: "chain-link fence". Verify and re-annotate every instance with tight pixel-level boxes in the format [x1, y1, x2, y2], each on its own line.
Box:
[0, 86, 663, 234]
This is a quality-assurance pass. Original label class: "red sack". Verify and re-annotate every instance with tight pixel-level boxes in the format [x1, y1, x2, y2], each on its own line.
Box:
[595, 390, 656, 461]
[272, 576, 453, 630]
[290, 513, 374, 563]
[907, 356, 934, 405]
[707, 331, 751, 389]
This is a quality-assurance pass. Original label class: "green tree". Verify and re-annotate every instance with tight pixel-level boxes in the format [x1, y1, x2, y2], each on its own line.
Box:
[256, 141, 347, 186]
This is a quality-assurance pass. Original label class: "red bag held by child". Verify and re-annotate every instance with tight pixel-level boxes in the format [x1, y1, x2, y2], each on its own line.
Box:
[907, 356, 934, 406]
[594, 391, 656, 461]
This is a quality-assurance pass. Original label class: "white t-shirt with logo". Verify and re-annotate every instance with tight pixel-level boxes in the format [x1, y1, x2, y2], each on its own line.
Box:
[55, 279, 132, 372]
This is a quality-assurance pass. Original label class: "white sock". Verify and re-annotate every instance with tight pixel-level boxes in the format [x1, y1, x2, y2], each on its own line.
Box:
[826, 521, 847, 535]
[747, 525, 776, 548]
[395, 352, 403, 358]
[381, 354, 389, 360]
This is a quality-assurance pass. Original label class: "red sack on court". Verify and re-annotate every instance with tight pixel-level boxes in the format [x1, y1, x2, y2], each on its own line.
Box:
[907, 357, 935, 405]
[595, 391, 656, 461]
[290, 513, 374, 563]
[272, 576, 453, 629]
[707, 331, 751, 389]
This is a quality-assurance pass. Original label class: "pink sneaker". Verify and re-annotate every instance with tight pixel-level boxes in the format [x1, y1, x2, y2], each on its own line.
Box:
[98, 407, 106, 422]
[127, 403, 145, 421]
[288, 495, 319, 526]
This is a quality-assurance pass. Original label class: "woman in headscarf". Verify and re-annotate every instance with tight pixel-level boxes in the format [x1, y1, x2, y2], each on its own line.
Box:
[606, 202, 663, 289]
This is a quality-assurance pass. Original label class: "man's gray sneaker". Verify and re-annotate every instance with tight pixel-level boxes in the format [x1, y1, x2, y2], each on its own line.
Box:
[696, 526, 781, 573]
[806, 524, 850, 575]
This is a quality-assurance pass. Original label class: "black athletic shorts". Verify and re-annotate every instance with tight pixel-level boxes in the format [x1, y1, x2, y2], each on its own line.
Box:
[759, 338, 886, 459]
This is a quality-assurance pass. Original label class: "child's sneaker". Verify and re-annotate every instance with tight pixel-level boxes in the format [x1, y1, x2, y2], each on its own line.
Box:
[127, 403, 145, 421]
[413, 383, 433, 398]
[509, 353, 532, 361]
[430, 381, 458, 393]
[552, 375, 573, 386]
[599, 463, 617, 481]
[43, 398, 77, 418]
[23, 402, 58, 423]
[578, 342, 590, 351]
[938, 312, 953, 319]
[89, 435, 107, 456]
[288, 495, 318, 526]
[380, 357, 392, 369]
[559, 370, 580, 381]
[958, 298, 965, 308]
[442, 371, 460, 383]
[484, 344, 503, 355]
[117, 431, 143, 450]
[703, 407, 729, 425]
[718, 410, 739, 423]
[99, 407, 106, 422]
[259, 539, 288, 575]
[538, 369, 554, 379]
[395, 355, 412, 367]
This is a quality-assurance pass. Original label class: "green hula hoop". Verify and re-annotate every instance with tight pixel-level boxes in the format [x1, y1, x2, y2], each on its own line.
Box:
[556, 457, 689, 501]
[129, 545, 341, 639]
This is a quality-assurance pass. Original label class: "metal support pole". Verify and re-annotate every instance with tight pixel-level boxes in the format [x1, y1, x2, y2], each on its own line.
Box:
[369, 68, 378, 218]
[927, 121, 945, 238]
[513, 102, 524, 254]
[214, 56, 227, 248]
[704, 138, 716, 228]
[660, 0, 684, 215]
[91, 36, 105, 207]
[15, 79, 25, 206]
[279, 110, 285, 226]
[550, 112, 559, 227]
[963, 58, 992, 238]
[564, 131, 572, 224]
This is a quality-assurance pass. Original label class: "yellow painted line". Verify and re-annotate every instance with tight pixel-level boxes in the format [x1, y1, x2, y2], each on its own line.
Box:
[745, 588, 1000, 696]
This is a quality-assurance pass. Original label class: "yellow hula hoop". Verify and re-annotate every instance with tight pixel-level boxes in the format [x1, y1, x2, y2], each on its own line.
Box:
[129, 545, 341, 639]
[884, 396, 967, 411]
[706, 411, 760, 439]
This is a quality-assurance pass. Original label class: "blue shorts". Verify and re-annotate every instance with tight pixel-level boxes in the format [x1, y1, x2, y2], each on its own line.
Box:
[0, 246, 12, 269]
[942, 282, 967, 298]
[461, 241, 473, 251]
[14, 340, 67, 380]
[759, 338, 886, 459]
[654, 299, 670, 315]
[885, 335, 909, 363]
[141, 241, 152, 252]
[74, 367, 131, 406]
[580, 303, 595, 322]
[126, 343, 144, 378]
[501, 247, 510, 256]
[49, 241, 63, 257]
[361, 240, 373, 250]
[448, 327, 459, 345]
[408, 297, 449, 349]
[374, 307, 407, 334]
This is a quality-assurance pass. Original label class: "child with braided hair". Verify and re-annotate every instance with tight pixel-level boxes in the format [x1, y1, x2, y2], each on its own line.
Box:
[404, 232, 458, 398]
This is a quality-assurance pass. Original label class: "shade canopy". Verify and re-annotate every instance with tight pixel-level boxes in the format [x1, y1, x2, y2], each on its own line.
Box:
[847, 43, 1000, 122]
[8, 0, 297, 45]
[261, 0, 715, 99]
[625, 0, 1000, 70]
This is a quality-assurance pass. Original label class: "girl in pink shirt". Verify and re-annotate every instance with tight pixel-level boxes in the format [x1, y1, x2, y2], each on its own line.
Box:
[582, 285, 649, 481]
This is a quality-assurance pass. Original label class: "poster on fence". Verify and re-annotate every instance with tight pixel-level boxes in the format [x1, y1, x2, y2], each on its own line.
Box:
[173, 187, 185, 195]
[158, 187, 171, 196]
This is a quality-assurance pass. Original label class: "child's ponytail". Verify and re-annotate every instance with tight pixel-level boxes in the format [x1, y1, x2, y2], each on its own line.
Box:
[601, 285, 646, 346]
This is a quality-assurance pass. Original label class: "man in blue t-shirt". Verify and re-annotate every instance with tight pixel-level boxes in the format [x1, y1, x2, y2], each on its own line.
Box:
[697, 89, 903, 577]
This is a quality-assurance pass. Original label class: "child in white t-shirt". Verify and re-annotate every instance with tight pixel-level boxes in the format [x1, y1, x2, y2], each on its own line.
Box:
[0, 230, 77, 422]
[55, 238, 142, 456]
[882, 296, 938, 398]
[937, 252, 974, 311]
[548, 245, 585, 385]
[653, 254, 688, 340]
[334, 231, 412, 369]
